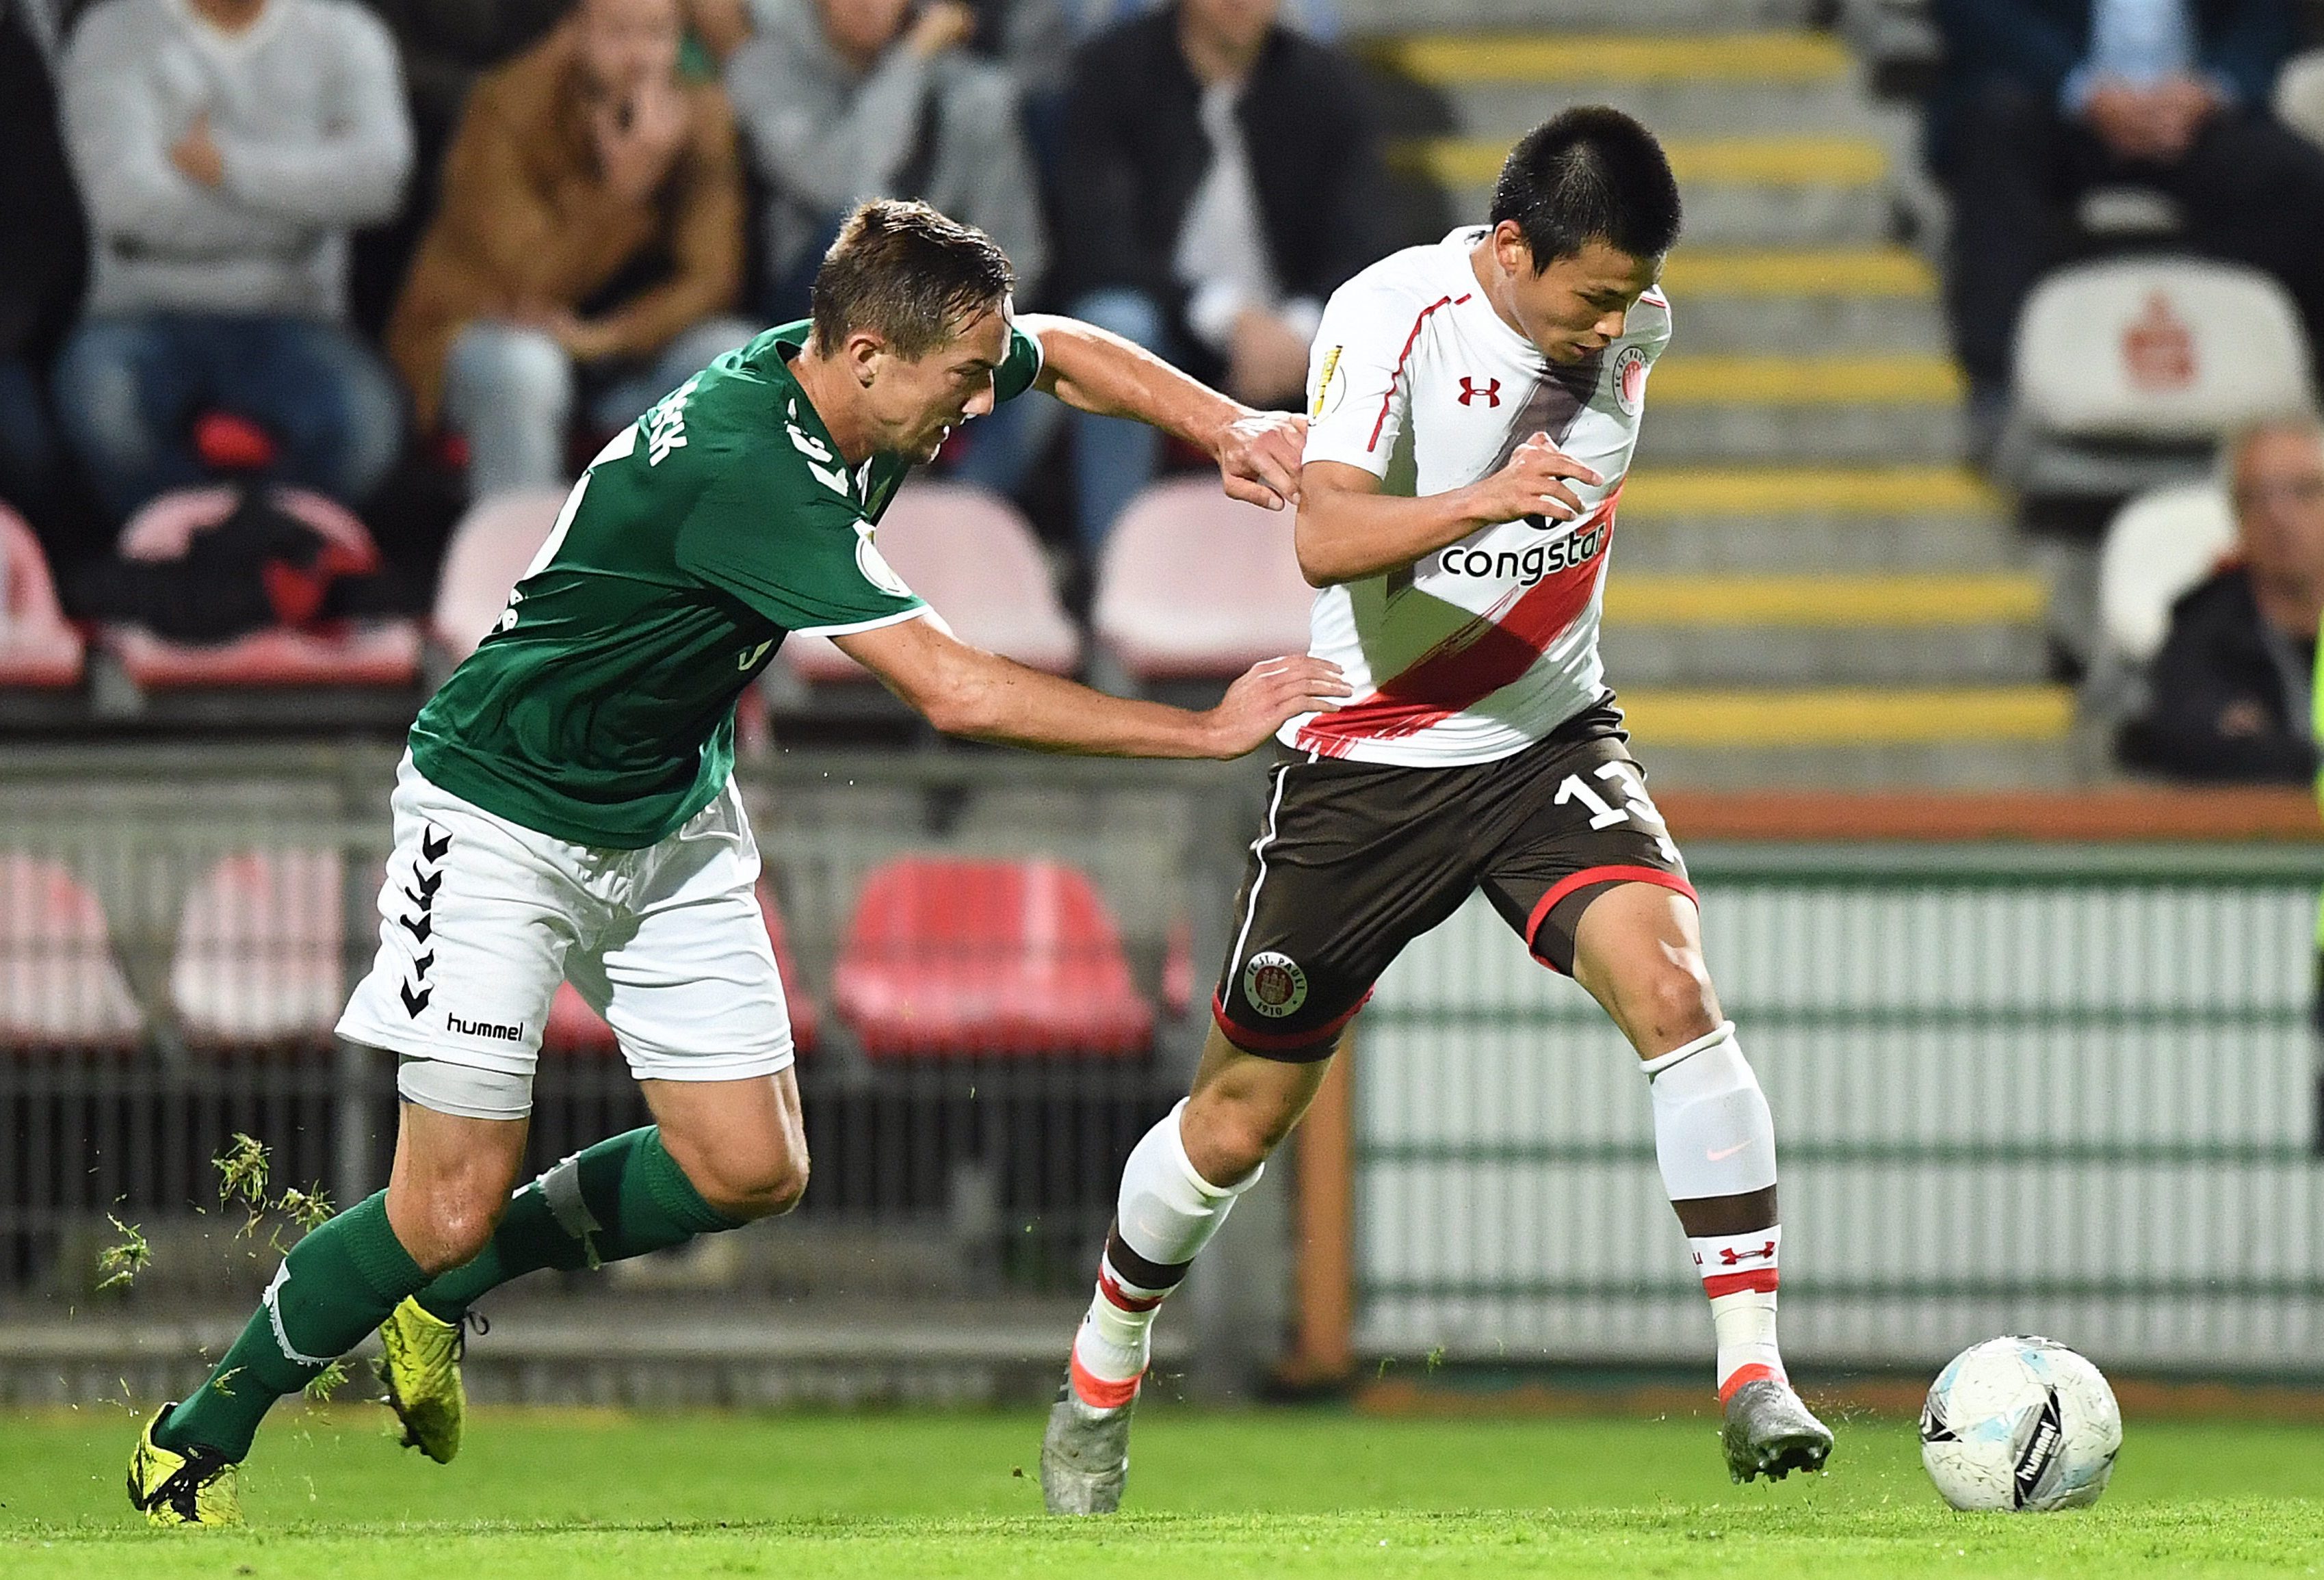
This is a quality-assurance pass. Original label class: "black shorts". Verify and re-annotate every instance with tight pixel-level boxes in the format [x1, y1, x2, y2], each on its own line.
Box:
[1210, 700, 1695, 1061]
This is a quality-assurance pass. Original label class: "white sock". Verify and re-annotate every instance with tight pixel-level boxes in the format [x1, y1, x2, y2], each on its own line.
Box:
[1069, 1100, 1261, 1408]
[1643, 1023, 1786, 1399]
[1689, 1226, 1786, 1400]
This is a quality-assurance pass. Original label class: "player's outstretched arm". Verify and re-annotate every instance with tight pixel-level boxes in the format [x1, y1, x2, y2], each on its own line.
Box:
[1294, 438, 1608, 586]
[1016, 312, 1306, 511]
[834, 615, 1349, 759]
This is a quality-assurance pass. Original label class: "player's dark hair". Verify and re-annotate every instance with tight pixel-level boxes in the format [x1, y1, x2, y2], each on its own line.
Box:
[1489, 107, 1682, 270]
[810, 199, 1015, 359]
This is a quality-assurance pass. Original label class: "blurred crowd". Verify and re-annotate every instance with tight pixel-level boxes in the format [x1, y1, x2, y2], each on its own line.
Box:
[0, 0, 1385, 601]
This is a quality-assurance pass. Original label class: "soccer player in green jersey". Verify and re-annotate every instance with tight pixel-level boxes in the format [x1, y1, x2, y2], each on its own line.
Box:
[127, 199, 1350, 1527]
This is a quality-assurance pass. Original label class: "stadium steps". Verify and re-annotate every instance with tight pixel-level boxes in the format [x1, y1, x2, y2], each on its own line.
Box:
[1355, 6, 2074, 786]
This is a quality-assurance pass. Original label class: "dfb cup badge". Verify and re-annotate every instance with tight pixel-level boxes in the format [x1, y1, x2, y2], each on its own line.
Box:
[1243, 951, 1309, 1018]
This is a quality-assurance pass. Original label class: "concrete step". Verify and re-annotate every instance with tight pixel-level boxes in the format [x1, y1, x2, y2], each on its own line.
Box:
[1620, 684, 2076, 748]
[1638, 353, 1966, 464]
[1342, 0, 1816, 34]
[1615, 466, 2012, 572]
[1660, 248, 1946, 356]
[1600, 572, 2049, 687]
[1636, 736, 2095, 791]
[1403, 135, 1897, 245]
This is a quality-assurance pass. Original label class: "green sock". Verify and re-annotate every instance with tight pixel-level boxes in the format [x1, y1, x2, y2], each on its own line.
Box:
[415, 1126, 742, 1321]
[157, 1192, 425, 1462]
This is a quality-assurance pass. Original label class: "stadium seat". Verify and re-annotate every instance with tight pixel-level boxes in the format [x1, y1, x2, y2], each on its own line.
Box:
[832, 856, 1152, 1057]
[100, 486, 421, 689]
[169, 850, 345, 1044]
[0, 505, 86, 689]
[2095, 484, 2237, 666]
[2277, 50, 2324, 150]
[1091, 478, 1314, 680]
[1998, 259, 2315, 501]
[0, 854, 143, 1046]
[545, 882, 820, 1055]
[783, 482, 1078, 684]
[430, 487, 571, 661]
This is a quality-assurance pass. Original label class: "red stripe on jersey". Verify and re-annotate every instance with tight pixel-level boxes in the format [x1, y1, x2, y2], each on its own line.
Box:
[1296, 497, 1619, 754]
[1702, 1268, 1781, 1300]
[1368, 293, 1472, 453]
[1639, 288, 1669, 308]
[1524, 865, 1699, 973]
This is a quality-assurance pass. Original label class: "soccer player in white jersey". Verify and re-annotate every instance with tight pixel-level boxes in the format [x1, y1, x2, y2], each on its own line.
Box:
[1043, 108, 1835, 1512]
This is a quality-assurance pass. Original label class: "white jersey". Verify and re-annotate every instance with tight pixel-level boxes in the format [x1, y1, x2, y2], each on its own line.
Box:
[1282, 226, 1669, 766]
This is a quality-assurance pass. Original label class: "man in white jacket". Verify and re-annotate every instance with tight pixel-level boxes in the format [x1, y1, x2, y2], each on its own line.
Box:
[53, 0, 413, 521]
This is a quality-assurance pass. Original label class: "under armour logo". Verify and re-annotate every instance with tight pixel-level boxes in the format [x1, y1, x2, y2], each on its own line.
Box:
[1457, 376, 1502, 408]
[1718, 1240, 1778, 1267]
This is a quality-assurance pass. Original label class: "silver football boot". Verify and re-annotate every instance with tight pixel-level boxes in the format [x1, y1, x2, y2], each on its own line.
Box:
[1721, 1377, 1836, 1482]
[1040, 1374, 1138, 1514]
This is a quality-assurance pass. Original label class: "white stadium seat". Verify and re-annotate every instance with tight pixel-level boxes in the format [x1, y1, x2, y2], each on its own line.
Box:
[2276, 50, 2324, 151]
[783, 482, 1078, 685]
[2095, 483, 2236, 665]
[430, 487, 572, 661]
[1092, 479, 1314, 680]
[2000, 258, 2315, 501]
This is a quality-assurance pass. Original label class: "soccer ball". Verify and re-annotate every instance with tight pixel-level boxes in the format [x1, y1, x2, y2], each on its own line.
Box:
[1919, 1336, 2121, 1512]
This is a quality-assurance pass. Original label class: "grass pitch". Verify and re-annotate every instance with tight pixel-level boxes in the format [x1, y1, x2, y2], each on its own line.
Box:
[3, 1400, 2321, 1577]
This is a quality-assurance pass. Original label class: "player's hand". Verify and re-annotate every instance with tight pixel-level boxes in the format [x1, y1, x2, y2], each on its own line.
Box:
[905, 0, 976, 57]
[1200, 655, 1350, 758]
[1465, 432, 1603, 525]
[1214, 410, 1308, 511]
[595, 73, 689, 206]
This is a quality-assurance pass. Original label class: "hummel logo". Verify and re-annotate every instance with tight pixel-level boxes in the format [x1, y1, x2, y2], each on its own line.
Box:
[1717, 1240, 1778, 1267]
[1457, 376, 1502, 408]
[421, 828, 452, 864]
[398, 912, 434, 945]
[400, 825, 451, 1018]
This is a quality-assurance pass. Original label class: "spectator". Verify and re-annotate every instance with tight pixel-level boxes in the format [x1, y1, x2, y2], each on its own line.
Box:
[2118, 411, 2324, 781]
[1052, 0, 1383, 553]
[725, 0, 1047, 322]
[0, 0, 85, 542]
[387, 0, 749, 499]
[51, 0, 413, 523]
[1929, 0, 2324, 425]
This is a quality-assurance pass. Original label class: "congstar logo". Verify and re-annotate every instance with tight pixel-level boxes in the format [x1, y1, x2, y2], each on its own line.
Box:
[1437, 521, 1607, 586]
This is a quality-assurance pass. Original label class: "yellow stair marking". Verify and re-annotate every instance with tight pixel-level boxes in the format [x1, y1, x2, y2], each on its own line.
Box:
[1620, 467, 2001, 517]
[1649, 354, 1963, 404]
[1658, 248, 1935, 298]
[1604, 574, 2046, 627]
[1395, 135, 1888, 189]
[1371, 31, 1851, 85]
[1619, 687, 2075, 746]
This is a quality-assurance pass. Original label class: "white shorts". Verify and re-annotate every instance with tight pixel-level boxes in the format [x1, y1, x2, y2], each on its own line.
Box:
[337, 754, 795, 1096]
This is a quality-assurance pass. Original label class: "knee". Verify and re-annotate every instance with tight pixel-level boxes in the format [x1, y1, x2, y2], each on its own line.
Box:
[1632, 953, 1721, 1050]
[1180, 1088, 1292, 1185]
[394, 1182, 507, 1276]
[691, 1147, 810, 1222]
[447, 324, 574, 426]
[51, 325, 152, 461]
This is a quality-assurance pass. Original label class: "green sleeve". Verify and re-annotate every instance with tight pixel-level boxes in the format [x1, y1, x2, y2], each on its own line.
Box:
[673, 448, 926, 636]
[995, 321, 1045, 404]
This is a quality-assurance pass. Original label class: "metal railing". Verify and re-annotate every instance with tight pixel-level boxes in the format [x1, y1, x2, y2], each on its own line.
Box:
[1356, 842, 2324, 1377]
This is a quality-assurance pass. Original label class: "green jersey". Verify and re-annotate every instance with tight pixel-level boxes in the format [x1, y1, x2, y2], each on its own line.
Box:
[410, 318, 1045, 847]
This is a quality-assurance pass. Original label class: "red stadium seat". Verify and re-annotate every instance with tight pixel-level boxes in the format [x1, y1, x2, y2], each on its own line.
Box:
[1091, 478, 1314, 680]
[784, 483, 1079, 684]
[543, 882, 820, 1055]
[169, 850, 344, 1044]
[0, 506, 86, 688]
[430, 488, 571, 662]
[0, 854, 142, 1046]
[833, 857, 1152, 1058]
[101, 486, 421, 688]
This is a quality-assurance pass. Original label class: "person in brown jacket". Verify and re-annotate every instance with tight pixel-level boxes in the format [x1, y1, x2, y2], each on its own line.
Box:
[387, 0, 750, 497]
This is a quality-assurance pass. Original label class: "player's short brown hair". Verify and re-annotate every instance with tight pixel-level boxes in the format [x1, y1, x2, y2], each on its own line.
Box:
[810, 200, 1015, 360]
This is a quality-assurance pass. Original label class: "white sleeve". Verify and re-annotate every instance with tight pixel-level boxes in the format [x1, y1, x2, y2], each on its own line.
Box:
[1301, 276, 1424, 479]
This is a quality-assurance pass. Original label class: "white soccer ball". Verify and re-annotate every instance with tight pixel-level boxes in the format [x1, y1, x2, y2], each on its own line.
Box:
[1919, 1336, 2121, 1512]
